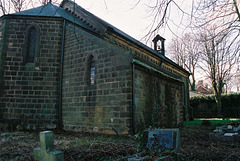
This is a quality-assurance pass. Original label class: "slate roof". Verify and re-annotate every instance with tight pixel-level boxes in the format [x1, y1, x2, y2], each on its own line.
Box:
[13, 2, 63, 17]
[12, 2, 96, 33]
[9, 1, 189, 75]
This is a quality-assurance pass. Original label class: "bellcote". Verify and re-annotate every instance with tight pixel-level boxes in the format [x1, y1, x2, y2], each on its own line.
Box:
[152, 35, 165, 56]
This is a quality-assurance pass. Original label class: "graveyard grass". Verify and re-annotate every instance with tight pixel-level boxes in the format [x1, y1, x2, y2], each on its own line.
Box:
[184, 118, 239, 126]
[1, 120, 240, 161]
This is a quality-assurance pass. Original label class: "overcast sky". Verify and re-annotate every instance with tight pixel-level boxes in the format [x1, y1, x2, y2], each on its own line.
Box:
[75, 0, 182, 47]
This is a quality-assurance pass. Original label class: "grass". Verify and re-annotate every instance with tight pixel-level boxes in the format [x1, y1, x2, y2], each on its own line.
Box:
[184, 118, 240, 126]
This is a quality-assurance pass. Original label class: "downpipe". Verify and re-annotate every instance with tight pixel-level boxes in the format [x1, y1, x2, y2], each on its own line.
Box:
[58, 19, 66, 129]
[132, 60, 136, 134]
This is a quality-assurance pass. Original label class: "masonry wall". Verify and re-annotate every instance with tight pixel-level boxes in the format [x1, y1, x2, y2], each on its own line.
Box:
[62, 23, 133, 134]
[0, 19, 5, 122]
[0, 18, 62, 129]
[134, 66, 183, 132]
[181, 76, 190, 120]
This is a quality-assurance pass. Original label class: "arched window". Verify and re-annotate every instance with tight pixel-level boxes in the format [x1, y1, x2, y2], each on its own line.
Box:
[26, 27, 37, 63]
[89, 56, 95, 85]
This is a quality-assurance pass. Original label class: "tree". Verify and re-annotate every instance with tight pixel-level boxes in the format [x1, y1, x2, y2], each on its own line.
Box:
[141, 0, 240, 40]
[0, 0, 10, 15]
[168, 33, 200, 91]
[11, 0, 27, 12]
[199, 26, 238, 117]
[193, 0, 240, 54]
[0, 0, 29, 15]
[0, 0, 55, 15]
[143, 0, 239, 117]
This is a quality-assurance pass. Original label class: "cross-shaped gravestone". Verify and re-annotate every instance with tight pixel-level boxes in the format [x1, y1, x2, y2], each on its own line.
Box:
[33, 131, 64, 161]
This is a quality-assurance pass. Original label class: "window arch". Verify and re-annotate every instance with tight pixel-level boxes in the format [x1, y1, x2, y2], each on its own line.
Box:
[23, 24, 40, 64]
[89, 55, 96, 85]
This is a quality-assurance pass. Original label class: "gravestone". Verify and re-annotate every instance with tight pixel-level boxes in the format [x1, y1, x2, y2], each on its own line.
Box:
[33, 131, 64, 161]
[209, 125, 240, 143]
[144, 129, 180, 152]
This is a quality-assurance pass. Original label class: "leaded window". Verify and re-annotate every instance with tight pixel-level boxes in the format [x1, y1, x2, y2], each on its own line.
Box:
[90, 56, 95, 85]
[26, 27, 37, 63]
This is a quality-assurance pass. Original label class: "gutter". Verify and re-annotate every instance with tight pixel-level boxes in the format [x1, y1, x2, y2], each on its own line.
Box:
[132, 59, 183, 83]
[58, 19, 66, 129]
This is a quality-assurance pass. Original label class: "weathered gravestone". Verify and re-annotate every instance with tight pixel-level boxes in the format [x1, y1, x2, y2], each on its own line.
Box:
[33, 131, 64, 161]
[209, 125, 240, 143]
[144, 129, 180, 152]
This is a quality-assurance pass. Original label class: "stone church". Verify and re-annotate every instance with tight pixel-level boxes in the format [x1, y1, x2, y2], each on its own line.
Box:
[0, 0, 190, 134]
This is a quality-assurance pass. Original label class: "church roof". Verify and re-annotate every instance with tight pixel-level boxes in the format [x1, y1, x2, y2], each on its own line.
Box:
[13, 2, 63, 17]
[12, 2, 96, 33]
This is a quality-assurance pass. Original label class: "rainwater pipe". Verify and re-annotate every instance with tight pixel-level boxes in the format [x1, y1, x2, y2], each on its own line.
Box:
[58, 19, 66, 129]
[132, 60, 136, 134]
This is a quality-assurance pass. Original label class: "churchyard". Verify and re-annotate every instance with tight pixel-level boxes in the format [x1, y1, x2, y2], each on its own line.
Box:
[1, 119, 240, 161]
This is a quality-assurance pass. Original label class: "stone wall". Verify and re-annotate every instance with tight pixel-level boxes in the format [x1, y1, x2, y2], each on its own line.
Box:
[0, 18, 63, 129]
[0, 19, 5, 122]
[62, 23, 133, 134]
[134, 66, 183, 132]
[0, 16, 188, 134]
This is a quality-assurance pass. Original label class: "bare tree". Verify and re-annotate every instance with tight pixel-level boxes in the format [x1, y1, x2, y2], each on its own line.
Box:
[234, 64, 240, 92]
[0, 0, 55, 15]
[139, 0, 194, 42]
[0, 0, 10, 15]
[139, 0, 240, 46]
[10, 0, 27, 12]
[168, 33, 200, 91]
[199, 26, 239, 117]
[0, 0, 29, 15]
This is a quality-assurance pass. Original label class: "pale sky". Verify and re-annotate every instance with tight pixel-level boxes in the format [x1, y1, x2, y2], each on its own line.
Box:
[75, 0, 193, 48]
[75, 0, 179, 48]
[25, 0, 190, 48]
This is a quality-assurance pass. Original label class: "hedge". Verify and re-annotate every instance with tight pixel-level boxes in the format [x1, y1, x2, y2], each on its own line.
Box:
[190, 93, 240, 118]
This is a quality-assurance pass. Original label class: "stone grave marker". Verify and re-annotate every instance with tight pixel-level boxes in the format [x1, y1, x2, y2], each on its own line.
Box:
[144, 129, 180, 152]
[33, 131, 64, 161]
[209, 125, 240, 143]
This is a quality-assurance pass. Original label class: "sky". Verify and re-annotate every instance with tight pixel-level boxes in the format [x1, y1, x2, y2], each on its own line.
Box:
[23, 0, 190, 49]
[75, 0, 194, 49]
[73, 0, 181, 48]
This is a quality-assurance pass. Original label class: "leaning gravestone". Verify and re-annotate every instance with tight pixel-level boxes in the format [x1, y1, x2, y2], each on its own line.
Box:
[33, 131, 64, 161]
[144, 129, 180, 152]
